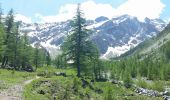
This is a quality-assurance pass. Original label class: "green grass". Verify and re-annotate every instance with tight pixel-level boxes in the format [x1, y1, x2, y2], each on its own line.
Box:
[0, 66, 165, 100]
[24, 77, 102, 100]
[36, 66, 76, 77]
[0, 66, 75, 91]
[135, 79, 165, 92]
[135, 78, 149, 89]
[150, 81, 164, 92]
[24, 67, 164, 100]
[0, 69, 36, 90]
[24, 76, 163, 100]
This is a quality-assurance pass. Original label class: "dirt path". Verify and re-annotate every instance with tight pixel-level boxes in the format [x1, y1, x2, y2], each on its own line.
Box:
[0, 76, 40, 100]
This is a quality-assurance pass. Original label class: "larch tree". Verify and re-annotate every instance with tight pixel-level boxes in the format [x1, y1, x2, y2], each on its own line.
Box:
[45, 50, 51, 66]
[1, 9, 14, 68]
[13, 22, 20, 69]
[34, 44, 40, 70]
[62, 4, 99, 77]
[0, 6, 5, 62]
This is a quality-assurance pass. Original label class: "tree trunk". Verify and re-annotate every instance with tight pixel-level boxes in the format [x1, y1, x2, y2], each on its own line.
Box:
[2, 56, 8, 68]
[76, 8, 81, 78]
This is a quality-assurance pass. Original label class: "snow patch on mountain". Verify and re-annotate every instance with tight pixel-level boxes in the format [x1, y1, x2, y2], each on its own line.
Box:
[102, 36, 141, 59]
[86, 20, 108, 29]
[20, 14, 167, 59]
[101, 46, 129, 59]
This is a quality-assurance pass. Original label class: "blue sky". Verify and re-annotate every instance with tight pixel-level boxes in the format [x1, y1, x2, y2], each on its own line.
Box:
[0, 0, 126, 16]
[160, 0, 170, 20]
[0, 0, 169, 23]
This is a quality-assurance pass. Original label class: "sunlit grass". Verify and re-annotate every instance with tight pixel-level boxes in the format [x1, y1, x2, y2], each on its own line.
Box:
[0, 69, 36, 90]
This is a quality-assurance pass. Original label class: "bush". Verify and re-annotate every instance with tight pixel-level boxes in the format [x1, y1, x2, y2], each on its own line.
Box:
[45, 72, 53, 78]
[104, 87, 113, 100]
[11, 69, 15, 76]
[150, 81, 164, 92]
[37, 71, 46, 77]
[37, 70, 54, 78]
[136, 78, 148, 88]
[73, 77, 82, 92]
[123, 73, 133, 88]
[0, 81, 7, 89]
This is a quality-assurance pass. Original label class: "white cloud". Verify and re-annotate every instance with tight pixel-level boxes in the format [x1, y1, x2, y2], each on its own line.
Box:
[15, 14, 32, 23]
[81, 1, 116, 20]
[31, 0, 166, 23]
[116, 0, 165, 21]
[168, 17, 170, 22]
[34, 4, 77, 23]
[34, 1, 117, 23]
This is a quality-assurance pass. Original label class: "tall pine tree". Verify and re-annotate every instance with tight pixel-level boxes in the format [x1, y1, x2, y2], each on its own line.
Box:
[1, 9, 14, 68]
[62, 4, 99, 77]
[0, 6, 5, 62]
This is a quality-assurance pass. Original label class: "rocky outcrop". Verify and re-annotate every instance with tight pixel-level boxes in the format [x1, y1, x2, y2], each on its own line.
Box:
[134, 87, 170, 100]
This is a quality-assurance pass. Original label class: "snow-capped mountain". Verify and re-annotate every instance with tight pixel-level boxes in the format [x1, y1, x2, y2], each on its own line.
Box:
[20, 15, 166, 59]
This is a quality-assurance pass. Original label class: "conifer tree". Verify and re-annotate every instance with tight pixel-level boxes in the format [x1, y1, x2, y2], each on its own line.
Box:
[13, 22, 20, 69]
[0, 6, 5, 62]
[20, 33, 29, 69]
[34, 44, 40, 70]
[2, 9, 14, 68]
[0, 24, 5, 62]
[46, 51, 51, 66]
[62, 4, 99, 77]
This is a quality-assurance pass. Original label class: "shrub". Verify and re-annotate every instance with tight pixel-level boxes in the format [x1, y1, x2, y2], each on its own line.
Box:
[37, 71, 46, 77]
[104, 87, 113, 100]
[136, 78, 148, 88]
[123, 73, 133, 88]
[73, 77, 82, 93]
[0, 81, 7, 89]
[150, 81, 164, 92]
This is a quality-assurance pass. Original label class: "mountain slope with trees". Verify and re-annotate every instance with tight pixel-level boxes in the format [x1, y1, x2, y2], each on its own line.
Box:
[112, 22, 170, 81]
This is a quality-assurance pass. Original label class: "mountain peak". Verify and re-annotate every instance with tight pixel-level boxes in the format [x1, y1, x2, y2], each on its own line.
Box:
[144, 17, 151, 23]
[95, 16, 109, 22]
[118, 14, 137, 20]
[21, 15, 166, 59]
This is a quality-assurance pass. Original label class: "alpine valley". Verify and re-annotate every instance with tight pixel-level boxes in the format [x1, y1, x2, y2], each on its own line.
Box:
[1, 1, 170, 100]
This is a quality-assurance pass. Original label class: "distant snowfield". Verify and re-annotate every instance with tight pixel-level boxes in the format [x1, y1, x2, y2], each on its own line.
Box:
[40, 39, 62, 59]
[101, 38, 140, 59]
[86, 20, 108, 29]
[20, 15, 166, 59]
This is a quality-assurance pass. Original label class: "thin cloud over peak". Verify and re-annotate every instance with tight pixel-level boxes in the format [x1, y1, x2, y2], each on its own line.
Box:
[15, 14, 32, 23]
[116, 0, 165, 21]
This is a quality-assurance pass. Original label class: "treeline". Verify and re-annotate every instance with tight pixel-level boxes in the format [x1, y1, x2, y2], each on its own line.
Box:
[108, 41, 170, 86]
[0, 8, 51, 71]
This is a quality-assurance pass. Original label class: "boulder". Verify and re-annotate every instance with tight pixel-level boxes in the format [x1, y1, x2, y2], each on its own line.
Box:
[163, 96, 170, 100]
[135, 87, 160, 97]
[163, 91, 170, 96]
[95, 89, 103, 94]
[54, 72, 66, 77]
[111, 80, 119, 84]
